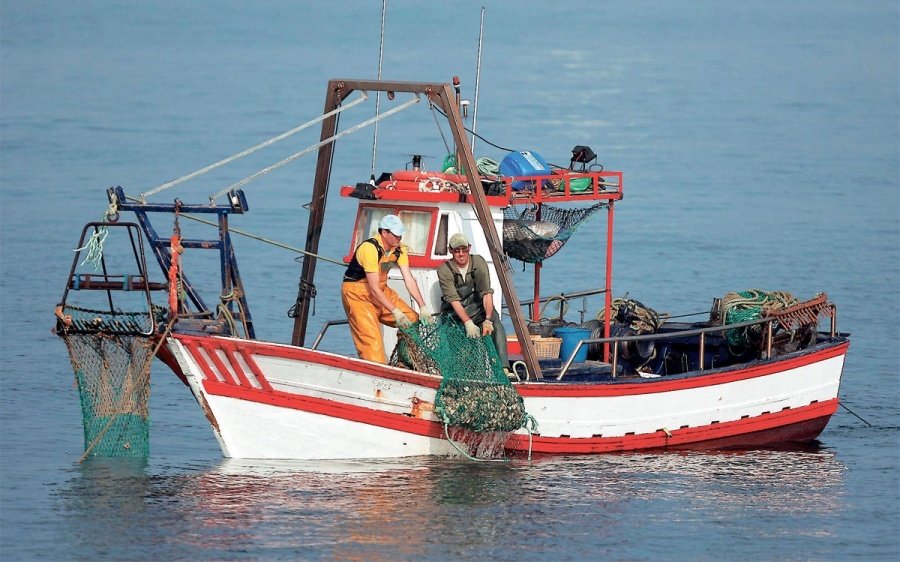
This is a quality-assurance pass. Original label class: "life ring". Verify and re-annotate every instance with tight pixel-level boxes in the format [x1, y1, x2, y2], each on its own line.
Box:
[384, 170, 468, 192]
[391, 170, 467, 184]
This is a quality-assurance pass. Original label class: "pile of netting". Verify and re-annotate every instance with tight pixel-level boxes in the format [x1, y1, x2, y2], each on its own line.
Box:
[502, 202, 607, 263]
[720, 289, 798, 350]
[609, 297, 664, 333]
[390, 317, 528, 434]
[56, 307, 160, 458]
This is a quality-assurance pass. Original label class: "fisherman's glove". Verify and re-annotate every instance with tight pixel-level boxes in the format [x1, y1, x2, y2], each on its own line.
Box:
[481, 319, 494, 336]
[392, 308, 413, 329]
[464, 319, 480, 338]
[419, 305, 435, 324]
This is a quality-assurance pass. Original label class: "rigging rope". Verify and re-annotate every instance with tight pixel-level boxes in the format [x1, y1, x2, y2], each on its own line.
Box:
[123, 194, 348, 267]
[209, 94, 420, 201]
[429, 105, 516, 152]
[429, 101, 452, 156]
[140, 93, 369, 201]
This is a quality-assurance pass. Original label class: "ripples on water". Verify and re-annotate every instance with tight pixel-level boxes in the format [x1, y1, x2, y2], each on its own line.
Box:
[2, 0, 898, 560]
[46, 447, 849, 561]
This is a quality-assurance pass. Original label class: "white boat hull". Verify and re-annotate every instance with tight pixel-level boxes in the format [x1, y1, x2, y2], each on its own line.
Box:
[161, 333, 848, 460]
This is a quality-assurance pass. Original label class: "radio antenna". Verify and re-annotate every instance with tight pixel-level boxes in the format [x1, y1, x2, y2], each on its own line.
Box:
[370, 0, 387, 179]
[471, 6, 485, 154]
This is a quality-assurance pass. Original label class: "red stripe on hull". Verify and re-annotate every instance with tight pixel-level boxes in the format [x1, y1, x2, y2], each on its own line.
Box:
[504, 399, 839, 454]
[175, 334, 442, 389]
[201, 379, 445, 439]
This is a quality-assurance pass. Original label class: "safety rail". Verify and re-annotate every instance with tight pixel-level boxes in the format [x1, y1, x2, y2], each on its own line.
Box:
[311, 319, 350, 350]
[510, 287, 607, 309]
[66, 273, 168, 292]
[503, 170, 623, 203]
[556, 304, 839, 381]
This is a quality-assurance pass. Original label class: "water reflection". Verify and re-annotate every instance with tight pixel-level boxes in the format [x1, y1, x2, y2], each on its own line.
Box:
[55, 447, 848, 559]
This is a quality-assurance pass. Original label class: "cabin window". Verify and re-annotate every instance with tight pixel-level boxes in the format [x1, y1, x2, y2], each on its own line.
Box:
[355, 207, 432, 256]
[435, 214, 449, 256]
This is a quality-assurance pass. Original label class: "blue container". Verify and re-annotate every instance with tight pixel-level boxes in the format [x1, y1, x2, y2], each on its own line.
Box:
[500, 150, 553, 190]
[555, 327, 592, 363]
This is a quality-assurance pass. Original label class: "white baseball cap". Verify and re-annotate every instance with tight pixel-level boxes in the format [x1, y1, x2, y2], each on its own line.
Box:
[378, 214, 406, 236]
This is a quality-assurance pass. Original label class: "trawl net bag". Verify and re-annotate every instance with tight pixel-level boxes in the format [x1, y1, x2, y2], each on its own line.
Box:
[391, 317, 526, 433]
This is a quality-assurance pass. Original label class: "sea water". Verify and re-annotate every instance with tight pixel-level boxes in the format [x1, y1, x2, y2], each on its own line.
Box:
[2, 1, 898, 560]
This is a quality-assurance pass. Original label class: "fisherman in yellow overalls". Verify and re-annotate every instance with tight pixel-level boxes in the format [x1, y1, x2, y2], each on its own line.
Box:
[341, 214, 433, 363]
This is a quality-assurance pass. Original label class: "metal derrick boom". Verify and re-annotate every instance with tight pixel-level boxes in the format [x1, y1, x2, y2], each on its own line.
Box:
[291, 79, 546, 379]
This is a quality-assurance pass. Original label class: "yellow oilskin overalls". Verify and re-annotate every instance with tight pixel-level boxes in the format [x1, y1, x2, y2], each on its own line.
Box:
[341, 236, 419, 363]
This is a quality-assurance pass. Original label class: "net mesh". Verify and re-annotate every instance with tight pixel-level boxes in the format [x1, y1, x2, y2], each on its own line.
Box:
[58, 308, 157, 457]
[390, 317, 527, 433]
[502, 202, 607, 263]
[721, 289, 798, 349]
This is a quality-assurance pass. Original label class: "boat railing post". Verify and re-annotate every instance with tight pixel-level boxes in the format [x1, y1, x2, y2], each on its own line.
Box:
[765, 320, 773, 359]
[557, 340, 585, 380]
[830, 304, 837, 338]
[699, 332, 705, 371]
[611, 340, 619, 378]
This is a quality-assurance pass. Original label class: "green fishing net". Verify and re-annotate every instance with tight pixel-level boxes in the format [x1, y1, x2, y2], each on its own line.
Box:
[391, 317, 527, 433]
[721, 289, 798, 349]
[58, 308, 156, 457]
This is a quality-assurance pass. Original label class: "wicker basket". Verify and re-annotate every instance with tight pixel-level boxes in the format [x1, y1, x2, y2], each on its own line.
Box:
[530, 336, 562, 359]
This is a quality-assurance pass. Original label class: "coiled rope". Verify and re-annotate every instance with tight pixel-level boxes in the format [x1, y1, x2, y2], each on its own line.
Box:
[74, 197, 119, 271]
[720, 289, 798, 349]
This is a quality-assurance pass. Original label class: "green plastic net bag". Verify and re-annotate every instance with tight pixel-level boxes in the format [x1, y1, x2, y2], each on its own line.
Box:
[391, 317, 527, 433]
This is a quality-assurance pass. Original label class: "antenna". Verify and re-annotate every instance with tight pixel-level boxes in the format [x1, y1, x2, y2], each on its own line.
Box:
[471, 6, 485, 154]
[370, 0, 387, 179]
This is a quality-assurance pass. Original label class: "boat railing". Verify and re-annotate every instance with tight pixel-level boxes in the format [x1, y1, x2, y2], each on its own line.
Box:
[512, 287, 607, 308]
[501, 170, 624, 203]
[310, 319, 350, 350]
[556, 303, 839, 381]
[306, 302, 838, 381]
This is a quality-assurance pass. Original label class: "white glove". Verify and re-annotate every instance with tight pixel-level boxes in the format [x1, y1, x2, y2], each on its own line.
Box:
[419, 305, 435, 324]
[392, 308, 413, 329]
[481, 319, 494, 336]
[464, 319, 480, 338]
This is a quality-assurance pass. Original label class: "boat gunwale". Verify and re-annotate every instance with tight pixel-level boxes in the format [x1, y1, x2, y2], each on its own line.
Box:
[170, 332, 849, 398]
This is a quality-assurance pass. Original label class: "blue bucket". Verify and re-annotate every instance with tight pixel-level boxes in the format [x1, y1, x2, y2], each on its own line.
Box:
[554, 327, 591, 363]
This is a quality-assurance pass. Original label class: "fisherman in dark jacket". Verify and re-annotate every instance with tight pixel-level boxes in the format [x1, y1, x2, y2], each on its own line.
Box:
[436, 232, 509, 369]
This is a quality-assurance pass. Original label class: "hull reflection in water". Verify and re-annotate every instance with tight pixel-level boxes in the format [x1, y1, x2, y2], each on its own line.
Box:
[54, 447, 847, 559]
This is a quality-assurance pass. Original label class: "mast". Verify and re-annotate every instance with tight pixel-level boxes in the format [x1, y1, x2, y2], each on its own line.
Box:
[293, 79, 544, 379]
[291, 82, 351, 346]
[436, 83, 544, 379]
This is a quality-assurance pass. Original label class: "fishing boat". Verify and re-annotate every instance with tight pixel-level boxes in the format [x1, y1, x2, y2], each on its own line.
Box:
[55, 79, 850, 460]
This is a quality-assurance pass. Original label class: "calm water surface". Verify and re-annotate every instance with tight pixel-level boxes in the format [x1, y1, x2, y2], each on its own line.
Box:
[2, 1, 898, 560]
